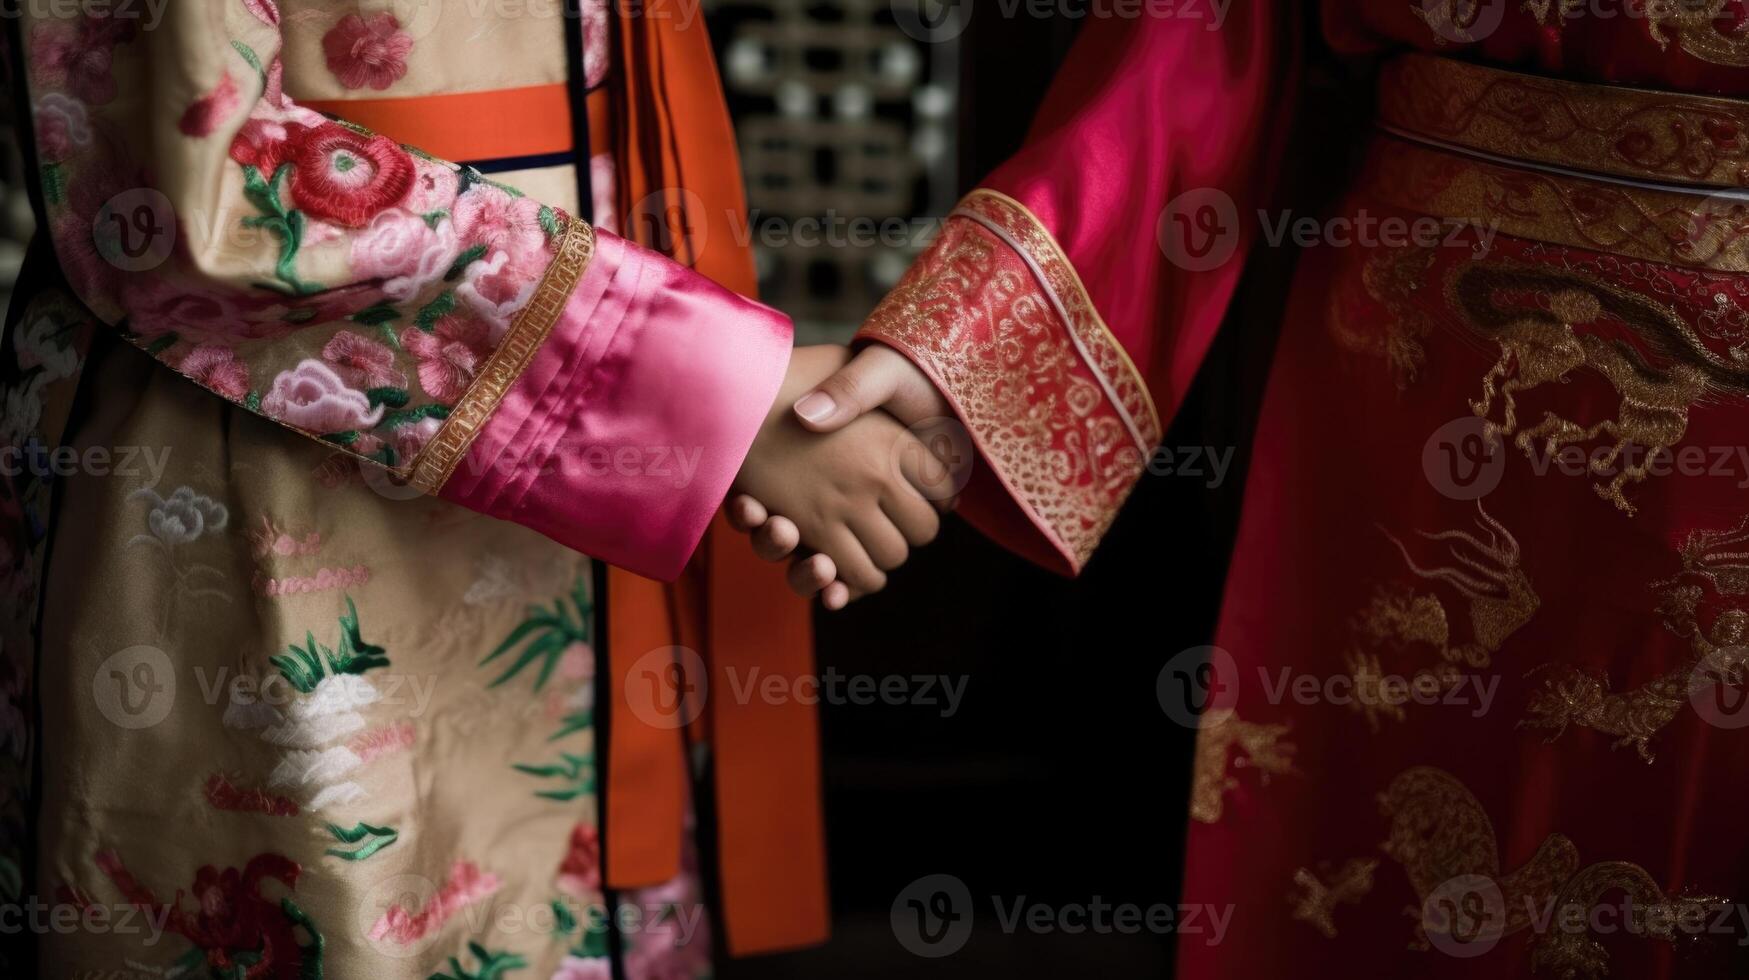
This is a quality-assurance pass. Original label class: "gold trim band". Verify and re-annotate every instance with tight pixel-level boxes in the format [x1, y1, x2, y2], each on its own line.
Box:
[1379, 53, 1749, 190]
[408, 217, 597, 494]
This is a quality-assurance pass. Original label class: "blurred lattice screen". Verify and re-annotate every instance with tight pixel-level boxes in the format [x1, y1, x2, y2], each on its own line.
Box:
[705, 0, 959, 342]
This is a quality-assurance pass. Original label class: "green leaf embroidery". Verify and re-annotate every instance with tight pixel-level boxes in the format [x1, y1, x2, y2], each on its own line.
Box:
[538, 206, 561, 240]
[270, 597, 390, 694]
[41, 162, 64, 206]
[143, 333, 180, 356]
[428, 943, 527, 980]
[444, 244, 489, 282]
[324, 822, 398, 861]
[350, 302, 402, 326]
[414, 291, 457, 331]
[366, 387, 411, 409]
[379, 403, 450, 430]
[238, 163, 323, 295]
[231, 39, 266, 85]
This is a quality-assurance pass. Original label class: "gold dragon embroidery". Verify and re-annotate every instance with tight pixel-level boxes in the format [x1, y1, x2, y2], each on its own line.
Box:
[1189, 709, 1296, 824]
[1522, 516, 1749, 761]
[1521, 0, 1749, 67]
[1341, 503, 1539, 729]
[1452, 264, 1721, 515]
[1295, 766, 1721, 977]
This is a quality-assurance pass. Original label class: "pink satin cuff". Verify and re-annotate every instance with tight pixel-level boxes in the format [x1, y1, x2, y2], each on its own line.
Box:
[438, 230, 794, 581]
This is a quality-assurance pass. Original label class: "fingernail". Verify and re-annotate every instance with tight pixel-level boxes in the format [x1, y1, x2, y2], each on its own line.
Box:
[794, 391, 836, 422]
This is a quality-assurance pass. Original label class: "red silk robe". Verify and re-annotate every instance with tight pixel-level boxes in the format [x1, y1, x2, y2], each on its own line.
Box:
[858, 3, 1749, 977]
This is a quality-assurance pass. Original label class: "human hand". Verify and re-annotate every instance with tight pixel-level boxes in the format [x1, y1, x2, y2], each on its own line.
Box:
[732, 345, 944, 607]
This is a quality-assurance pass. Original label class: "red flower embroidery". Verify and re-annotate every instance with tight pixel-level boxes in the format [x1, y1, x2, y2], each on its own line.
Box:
[558, 822, 602, 895]
[29, 15, 136, 106]
[323, 329, 407, 390]
[285, 123, 415, 228]
[402, 314, 491, 403]
[178, 70, 241, 137]
[322, 12, 413, 91]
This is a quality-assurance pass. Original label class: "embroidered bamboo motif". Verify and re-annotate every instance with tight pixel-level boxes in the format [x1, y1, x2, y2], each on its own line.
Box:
[1189, 709, 1296, 824]
[1522, 516, 1749, 761]
[1289, 859, 1378, 939]
[1451, 264, 1732, 514]
[482, 577, 597, 801]
[1340, 503, 1538, 729]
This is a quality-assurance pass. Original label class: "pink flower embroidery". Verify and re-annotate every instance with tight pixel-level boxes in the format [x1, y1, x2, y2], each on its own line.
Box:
[29, 15, 135, 106]
[262, 360, 384, 433]
[178, 345, 250, 400]
[401, 314, 491, 403]
[457, 249, 542, 342]
[322, 330, 406, 390]
[405, 157, 462, 215]
[559, 641, 595, 681]
[178, 70, 241, 138]
[349, 209, 460, 300]
[452, 184, 547, 260]
[33, 93, 90, 162]
[590, 154, 618, 234]
[243, 0, 280, 27]
[120, 275, 296, 344]
[228, 117, 293, 172]
[322, 12, 413, 92]
[391, 415, 443, 461]
[583, 0, 610, 88]
[369, 860, 501, 945]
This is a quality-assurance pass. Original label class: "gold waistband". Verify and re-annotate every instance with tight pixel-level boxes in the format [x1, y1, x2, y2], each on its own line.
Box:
[1378, 53, 1749, 190]
[1370, 55, 1749, 271]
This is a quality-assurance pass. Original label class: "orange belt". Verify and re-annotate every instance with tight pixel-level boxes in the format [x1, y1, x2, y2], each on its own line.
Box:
[305, 10, 831, 956]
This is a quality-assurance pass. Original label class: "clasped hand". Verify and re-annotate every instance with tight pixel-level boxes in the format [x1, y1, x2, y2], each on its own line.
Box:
[729, 344, 954, 609]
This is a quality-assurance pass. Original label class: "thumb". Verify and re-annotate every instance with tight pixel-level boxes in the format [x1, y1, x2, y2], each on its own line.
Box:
[791, 347, 902, 432]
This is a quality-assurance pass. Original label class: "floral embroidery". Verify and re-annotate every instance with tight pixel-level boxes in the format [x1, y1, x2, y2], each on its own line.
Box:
[557, 823, 600, 897]
[431, 943, 528, 980]
[178, 345, 252, 400]
[322, 12, 413, 91]
[352, 209, 463, 301]
[323, 820, 398, 861]
[128, 485, 233, 637]
[263, 359, 385, 435]
[484, 578, 596, 799]
[178, 69, 242, 138]
[404, 313, 492, 402]
[204, 772, 300, 817]
[33, 92, 89, 163]
[28, 15, 135, 105]
[95, 849, 326, 979]
[369, 859, 502, 945]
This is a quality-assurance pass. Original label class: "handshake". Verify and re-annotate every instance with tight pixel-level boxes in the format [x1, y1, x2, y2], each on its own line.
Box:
[727, 344, 957, 609]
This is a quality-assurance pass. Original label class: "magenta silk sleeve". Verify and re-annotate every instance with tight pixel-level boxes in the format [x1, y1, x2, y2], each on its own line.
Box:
[430, 230, 793, 581]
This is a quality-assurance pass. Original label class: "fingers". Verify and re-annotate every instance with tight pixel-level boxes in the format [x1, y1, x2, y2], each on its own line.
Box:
[791, 346, 903, 433]
[725, 494, 768, 533]
[821, 581, 851, 611]
[850, 512, 910, 572]
[819, 524, 886, 595]
[881, 484, 941, 547]
[752, 515, 801, 561]
[787, 552, 836, 597]
[891, 429, 961, 509]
